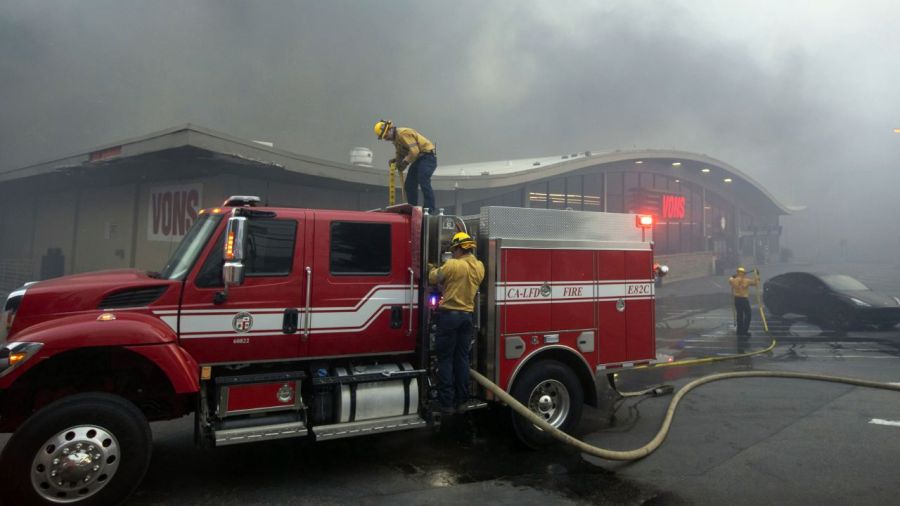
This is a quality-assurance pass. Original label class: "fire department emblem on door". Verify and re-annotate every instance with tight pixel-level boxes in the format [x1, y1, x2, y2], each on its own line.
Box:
[540, 282, 551, 297]
[232, 312, 254, 333]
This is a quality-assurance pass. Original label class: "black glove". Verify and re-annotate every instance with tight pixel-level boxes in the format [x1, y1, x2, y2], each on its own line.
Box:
[396, 159, 409, 172]
[388, 158, 396, 168]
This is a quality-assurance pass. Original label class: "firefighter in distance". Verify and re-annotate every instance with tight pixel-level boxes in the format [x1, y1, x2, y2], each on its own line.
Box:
[428, 232, 486, 415]
[374, 119, 438, 213]
[729, 266, 758, 339]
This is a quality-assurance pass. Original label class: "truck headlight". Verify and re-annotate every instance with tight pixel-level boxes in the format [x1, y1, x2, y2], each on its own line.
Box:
[0, 342, 43, 378]
[1, 282, 36, 344]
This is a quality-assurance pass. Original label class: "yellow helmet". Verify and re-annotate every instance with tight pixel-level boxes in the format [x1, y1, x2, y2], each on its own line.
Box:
[736, 266, 746, 273]
[373, 119, 393, 140]
[451, 232, 476, 250]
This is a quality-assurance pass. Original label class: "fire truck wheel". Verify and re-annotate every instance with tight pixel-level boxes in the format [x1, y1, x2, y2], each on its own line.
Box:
[510, 360, 583, 448]
[0, 392, 152, 506]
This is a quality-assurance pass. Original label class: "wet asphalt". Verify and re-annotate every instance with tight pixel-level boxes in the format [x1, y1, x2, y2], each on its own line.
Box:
[3, 261, 900, 504]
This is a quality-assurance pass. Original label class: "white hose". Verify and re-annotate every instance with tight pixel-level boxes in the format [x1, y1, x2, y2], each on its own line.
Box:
[469, 368, 900, 461]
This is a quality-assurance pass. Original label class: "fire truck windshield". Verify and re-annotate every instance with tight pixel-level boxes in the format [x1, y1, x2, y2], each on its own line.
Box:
[157, 214, 223, 280]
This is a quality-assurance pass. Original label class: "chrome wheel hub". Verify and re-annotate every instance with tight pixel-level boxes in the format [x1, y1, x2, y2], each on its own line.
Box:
[527, 379, 571, 428]
[31, 425, 120, 503]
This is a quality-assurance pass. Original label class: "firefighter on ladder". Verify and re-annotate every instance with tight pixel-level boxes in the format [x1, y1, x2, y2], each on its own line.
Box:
[729, 266, 758, 349]
[428, 232, 485, 415]
[374, 119, 437, 213]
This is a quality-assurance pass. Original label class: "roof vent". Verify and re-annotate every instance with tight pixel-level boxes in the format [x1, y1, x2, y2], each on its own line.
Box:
[223, 195, 261, 207]
[562, 155, 569, 159]
[584, 151, 592, 156]
[350, 147, 374, 167]
[533, 162, 541, 166]
[481, 171, 490, 176]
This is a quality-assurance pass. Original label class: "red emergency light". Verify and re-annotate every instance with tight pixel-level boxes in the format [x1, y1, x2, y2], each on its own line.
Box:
[636, 215, 653, 228]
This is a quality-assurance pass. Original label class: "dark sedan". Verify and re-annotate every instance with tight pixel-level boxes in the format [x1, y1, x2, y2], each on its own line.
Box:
[763, 272, 900, 330]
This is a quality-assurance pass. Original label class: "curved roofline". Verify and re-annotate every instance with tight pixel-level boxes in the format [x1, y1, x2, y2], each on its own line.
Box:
[1, 125, 794, 214]
[433, 149, 793, 215]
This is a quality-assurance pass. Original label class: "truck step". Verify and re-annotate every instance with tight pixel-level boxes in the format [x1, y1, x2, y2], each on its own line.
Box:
[313, 414, 427, 442]
[455, 400, 488, 413]
[214, 420, 308, 446]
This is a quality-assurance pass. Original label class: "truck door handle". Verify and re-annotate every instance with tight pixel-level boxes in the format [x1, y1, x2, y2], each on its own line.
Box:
[283, 308, 299, 334]
[390, 306, 402, 328]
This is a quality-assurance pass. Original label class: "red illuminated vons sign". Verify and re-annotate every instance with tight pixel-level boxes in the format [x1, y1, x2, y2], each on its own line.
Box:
[661, 195, 685, 220]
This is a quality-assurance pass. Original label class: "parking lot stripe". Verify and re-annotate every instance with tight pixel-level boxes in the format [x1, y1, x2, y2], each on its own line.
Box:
[869, 419, 900, 427]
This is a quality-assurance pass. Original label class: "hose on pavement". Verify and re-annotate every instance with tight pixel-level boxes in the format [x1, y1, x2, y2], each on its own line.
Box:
[469, 368, 900, 461]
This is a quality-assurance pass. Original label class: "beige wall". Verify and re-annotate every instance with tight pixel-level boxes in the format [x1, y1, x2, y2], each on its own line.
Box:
[73, 184, 137, 273]
[31, 191, 77, 278]
[0, 190, 36, 258]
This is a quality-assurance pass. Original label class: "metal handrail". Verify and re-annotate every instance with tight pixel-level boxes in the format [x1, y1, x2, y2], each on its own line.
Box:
[407, 267, 415, 336]
[303, 266, 312, 337]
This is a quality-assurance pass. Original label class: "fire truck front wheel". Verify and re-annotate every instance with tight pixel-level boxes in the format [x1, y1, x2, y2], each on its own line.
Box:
[510, 360, 584, 448]
[0, 392, 152, 506]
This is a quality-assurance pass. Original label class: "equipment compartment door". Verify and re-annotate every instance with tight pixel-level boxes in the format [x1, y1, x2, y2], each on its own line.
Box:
[307, 212, 415, 357]
[179, 215, 307, 364]
[597, 250, 627, 364]
[551, 250, 596, 363]
[501, 248, 551, 335]
[624, 250, 655, 362]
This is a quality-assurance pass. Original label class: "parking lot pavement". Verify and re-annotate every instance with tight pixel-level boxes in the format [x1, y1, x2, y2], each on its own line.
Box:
[600, 263, 900, 505]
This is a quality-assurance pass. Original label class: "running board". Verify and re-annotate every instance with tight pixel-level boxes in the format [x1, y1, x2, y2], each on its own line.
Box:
[313, 414, 427, 442]
[214, 421, 308, 446]
[456, 400, 488, 413]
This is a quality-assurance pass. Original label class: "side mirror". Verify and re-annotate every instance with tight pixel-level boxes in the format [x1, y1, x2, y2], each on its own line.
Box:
[223, 216, 248, 288]
[223, 262, 245, 287]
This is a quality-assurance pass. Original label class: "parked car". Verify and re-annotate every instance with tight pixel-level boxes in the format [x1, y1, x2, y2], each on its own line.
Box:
[763, 272, 900, 330]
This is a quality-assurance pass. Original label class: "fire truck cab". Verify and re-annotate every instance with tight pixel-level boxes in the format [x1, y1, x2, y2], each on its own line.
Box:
[0, 199, 656, 505]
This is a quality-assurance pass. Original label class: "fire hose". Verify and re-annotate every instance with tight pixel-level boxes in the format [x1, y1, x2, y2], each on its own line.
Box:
[468, 366, 900, 461]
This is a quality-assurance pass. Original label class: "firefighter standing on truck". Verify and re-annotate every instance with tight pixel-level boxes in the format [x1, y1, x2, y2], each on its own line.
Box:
[428, 232, 485, 415]
[729, 266, 758, 339]
[374, 120, 437, 213]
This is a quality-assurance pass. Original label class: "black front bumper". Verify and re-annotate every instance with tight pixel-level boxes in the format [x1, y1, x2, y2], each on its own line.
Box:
[856, 307, 900, 326]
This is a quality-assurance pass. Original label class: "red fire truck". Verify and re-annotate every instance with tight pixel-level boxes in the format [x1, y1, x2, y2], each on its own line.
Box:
[0, 198, 657, 505]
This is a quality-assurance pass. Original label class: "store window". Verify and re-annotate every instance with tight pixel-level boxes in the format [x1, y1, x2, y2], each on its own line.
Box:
[583, 173, 603, 212]
[549, 178, 566, 210]
[606, 172, 624, 213]
[566, 175, 583, 210]
[527, 181, 548, 209]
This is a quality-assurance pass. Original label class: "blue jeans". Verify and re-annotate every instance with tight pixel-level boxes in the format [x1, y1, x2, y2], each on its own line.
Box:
[434, 310, 474, 410]
[404, 153, 436, 213]
[734, 297, 751, 335]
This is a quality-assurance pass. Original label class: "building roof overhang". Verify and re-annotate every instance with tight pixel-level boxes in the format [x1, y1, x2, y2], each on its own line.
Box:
[0, 125, 797, 215]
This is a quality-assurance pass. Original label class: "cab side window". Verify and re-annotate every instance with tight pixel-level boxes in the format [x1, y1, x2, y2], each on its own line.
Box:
[244, 220, 297, 276]
[330, 222, 391, 275]
[196, 219, 297, 287]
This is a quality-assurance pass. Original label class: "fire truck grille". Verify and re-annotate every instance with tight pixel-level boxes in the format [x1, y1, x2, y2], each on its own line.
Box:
[99, 286, 168, 309]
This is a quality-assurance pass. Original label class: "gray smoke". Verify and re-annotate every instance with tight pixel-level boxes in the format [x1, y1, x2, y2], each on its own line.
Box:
[2, 1, 900, 260]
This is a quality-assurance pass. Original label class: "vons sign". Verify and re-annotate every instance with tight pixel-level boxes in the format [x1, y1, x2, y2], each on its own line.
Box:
[148, 184, 203, 242]
[661, 195, 686, 220]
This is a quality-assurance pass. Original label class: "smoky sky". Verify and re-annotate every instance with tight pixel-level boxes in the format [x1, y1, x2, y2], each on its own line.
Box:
[3, 1, 900, 260]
